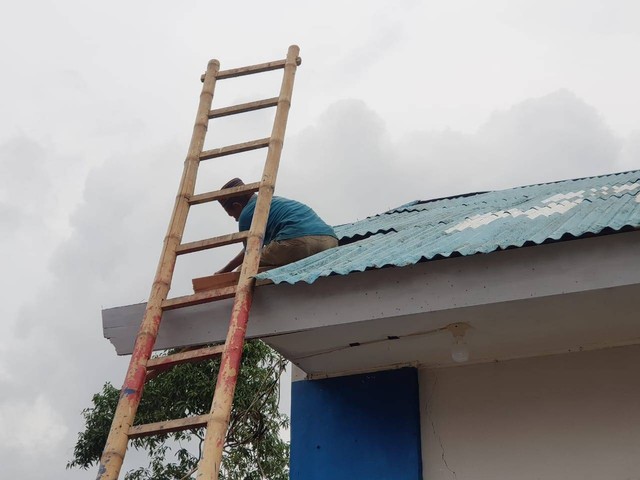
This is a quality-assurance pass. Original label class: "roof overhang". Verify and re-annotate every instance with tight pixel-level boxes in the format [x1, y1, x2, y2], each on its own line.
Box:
[103, 230, 640, 378]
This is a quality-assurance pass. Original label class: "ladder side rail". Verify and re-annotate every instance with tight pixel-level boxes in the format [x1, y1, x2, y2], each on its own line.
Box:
[96, 59, 221, 480]
[196, 44, 300, 480]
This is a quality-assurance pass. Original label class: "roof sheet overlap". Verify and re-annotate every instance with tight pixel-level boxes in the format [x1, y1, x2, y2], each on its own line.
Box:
[257, 170, 640, 285]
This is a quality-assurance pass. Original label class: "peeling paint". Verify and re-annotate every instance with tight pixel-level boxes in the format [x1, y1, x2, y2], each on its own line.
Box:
[613, 182, 640, 194]
[542, 190, 585, 204]
[444, 198, 586, 233]
[448, 182, 640, 234]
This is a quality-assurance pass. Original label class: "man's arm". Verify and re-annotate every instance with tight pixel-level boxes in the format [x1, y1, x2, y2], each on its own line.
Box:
[216, 249, 245, 274]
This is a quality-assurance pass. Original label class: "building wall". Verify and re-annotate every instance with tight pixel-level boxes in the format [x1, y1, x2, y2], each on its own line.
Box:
[419, 345, 640, 480]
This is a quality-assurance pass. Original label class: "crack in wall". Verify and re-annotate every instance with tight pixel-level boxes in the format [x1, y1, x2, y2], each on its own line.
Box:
[426, 373, 457, 479]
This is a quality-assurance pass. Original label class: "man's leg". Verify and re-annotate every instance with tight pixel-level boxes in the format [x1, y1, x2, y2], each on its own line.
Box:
[260, 235, 338, 267]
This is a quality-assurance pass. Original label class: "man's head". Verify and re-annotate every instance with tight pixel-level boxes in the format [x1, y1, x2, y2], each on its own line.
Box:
[219, 178, 254, 221]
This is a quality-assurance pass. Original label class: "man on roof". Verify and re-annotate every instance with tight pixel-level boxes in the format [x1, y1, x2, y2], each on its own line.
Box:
[216, 178, 338, 273]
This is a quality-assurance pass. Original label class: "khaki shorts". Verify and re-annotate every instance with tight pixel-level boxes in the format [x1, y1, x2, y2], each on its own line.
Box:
[260, 235, 338, 267]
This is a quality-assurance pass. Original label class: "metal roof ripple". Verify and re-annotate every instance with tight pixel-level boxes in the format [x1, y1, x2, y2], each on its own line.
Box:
[258, 170, 640, 285]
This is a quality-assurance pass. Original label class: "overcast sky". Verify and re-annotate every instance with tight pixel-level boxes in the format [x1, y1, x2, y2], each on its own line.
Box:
[1, 1, 639, 478]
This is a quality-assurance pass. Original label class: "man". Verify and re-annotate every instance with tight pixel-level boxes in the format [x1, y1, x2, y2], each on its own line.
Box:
[216, 178, 338, 273]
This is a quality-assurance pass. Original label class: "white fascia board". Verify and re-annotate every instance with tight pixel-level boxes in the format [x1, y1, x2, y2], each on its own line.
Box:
[103, 230, 640, 355]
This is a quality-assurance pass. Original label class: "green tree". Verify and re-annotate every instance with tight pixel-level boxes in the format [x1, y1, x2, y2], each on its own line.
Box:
[68, 340, 289, 479]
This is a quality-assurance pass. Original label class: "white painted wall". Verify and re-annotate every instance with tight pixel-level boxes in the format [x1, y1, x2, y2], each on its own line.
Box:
[419, 345, 640, 480]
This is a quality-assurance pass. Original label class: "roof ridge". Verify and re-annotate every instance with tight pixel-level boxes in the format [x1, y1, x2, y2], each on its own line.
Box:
[407, 168, 640, 209]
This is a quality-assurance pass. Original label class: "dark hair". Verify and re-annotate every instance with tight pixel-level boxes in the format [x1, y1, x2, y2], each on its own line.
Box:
[219, 177, 253, 210]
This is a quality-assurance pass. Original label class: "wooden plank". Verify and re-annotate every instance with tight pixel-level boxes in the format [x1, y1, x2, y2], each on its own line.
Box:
[176, 231, 249, 255]
[192, 267, 272, 293]
[209, 97, 279, 119]
[199, 138, 270, 161]
[161, 285, 237, 311]
[147, 345, 225, 371]
[193, 271, 241, 292]
[189, 182, 260, 206]
[129, 414, 210, 439]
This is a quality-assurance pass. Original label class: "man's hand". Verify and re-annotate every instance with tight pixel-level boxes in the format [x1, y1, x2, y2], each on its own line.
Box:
[216, 249, 245, 275]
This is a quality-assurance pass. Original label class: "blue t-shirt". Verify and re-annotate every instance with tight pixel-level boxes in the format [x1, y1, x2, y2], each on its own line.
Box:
[238, 196, 336, 245]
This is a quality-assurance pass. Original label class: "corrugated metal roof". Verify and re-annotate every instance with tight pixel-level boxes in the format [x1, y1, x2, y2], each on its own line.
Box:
[257, 170, 640, 285]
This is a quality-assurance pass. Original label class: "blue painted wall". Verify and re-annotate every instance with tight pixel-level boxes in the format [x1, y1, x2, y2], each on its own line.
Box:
[290, 367, 422, 480]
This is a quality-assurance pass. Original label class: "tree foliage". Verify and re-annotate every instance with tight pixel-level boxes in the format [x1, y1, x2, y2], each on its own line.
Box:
[68, 340, 289, 479]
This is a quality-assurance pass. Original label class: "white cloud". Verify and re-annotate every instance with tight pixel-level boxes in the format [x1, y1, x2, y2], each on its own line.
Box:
[0, 395, 68, 455]
[620, 131, 640, 170]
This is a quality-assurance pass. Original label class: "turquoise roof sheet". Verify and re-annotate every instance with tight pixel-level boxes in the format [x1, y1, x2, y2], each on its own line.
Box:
[257, 170, 640, 285]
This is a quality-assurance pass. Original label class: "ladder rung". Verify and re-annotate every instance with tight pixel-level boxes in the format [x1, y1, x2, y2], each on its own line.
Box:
[209, 97, 279, 119]
[147, 345, 225, 371]
[129, 414, 210, 439]
[189, 182, 261, 206]
[200, 138, 270, 161]
[218, 59, 287, 79]
[176, 231, 249, 255]
[200, 57, 301, 82]
[162, 285, 237, 311]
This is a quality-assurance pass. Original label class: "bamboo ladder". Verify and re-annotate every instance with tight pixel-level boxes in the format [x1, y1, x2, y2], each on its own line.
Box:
[97, 45, 301, 480]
